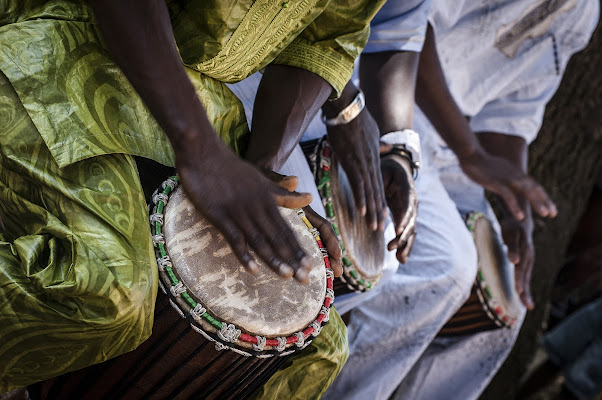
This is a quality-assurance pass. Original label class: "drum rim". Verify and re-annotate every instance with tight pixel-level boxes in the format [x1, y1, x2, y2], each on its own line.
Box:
[466, 211, 517, 329]
[309, 137, 382, 292]
[149, 176, 335, 358]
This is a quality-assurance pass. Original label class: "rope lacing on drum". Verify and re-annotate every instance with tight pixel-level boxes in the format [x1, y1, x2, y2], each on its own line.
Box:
[162, 178, 177, 191]
[325, 269, 334, 279]
[170, 282, 186, 297]
[215, 342, 229, 352]
[325, 288, 335, 301]
[320, 306, 330, 323]
[190, 304, 206, 320]
[309, 227, 320, 238]
[253, 335, 267, 352]
[276, 337, 287, 352]
[320, 248, 329, 257]
[150, 213, 164, 224]
[296, 209, 306, 218]
[152, 234, 165, 245]
[157, 256, 172, 271]
[218, 323, 241, 343]
[152, 193, 169, 205]
[310, 321, 322, 337]
[294, 332, 306, 348]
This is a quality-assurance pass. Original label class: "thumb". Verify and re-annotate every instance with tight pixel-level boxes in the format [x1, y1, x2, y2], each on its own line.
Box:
[272, 184, 312, 209]
[263, 170, 300, 192]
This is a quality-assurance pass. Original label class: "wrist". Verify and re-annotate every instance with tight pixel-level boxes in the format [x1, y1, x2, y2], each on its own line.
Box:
[380, 129, 422, 179]
[322, 82, 361, 119]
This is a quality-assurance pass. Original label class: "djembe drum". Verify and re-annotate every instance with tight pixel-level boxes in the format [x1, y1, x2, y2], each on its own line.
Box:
[35, 177, 334, 400]
[439, 212, 522, 336]
[303, 137, 385, 295]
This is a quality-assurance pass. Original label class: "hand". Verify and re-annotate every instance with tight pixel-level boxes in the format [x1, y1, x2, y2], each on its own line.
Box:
[303, 206, 343, 277]
[459, 149, 557, 220]
[326, 109, 388, 232]
[265, 171, 343, 277]
[177, 145, 315, 283]
[380, 144, 418, 263]
[499, 209, 535, 310]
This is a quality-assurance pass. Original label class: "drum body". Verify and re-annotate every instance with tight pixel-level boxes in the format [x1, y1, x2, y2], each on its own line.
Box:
[304, 138, 385, 295]
[35, 177, 334, 400]
[439, 212, 522, 336]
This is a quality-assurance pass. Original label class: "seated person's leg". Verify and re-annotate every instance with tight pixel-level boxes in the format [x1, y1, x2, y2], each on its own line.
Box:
[323, 168, 478, 400]
[0, 72, 156, 391]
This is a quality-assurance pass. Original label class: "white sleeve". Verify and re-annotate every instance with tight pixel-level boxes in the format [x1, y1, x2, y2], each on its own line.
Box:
[469, 77, 558, 144]
[471, 0, 599, 143]
[364, 0, 433, 54]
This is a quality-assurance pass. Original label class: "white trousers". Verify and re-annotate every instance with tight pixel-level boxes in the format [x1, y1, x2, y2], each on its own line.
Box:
[323, 115, 526, 400]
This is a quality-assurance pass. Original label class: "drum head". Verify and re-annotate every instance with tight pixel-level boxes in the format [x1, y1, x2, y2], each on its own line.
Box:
[331, 157, 385, 280]
[162, 186, 326, 338]
[469, 212, 522, 327]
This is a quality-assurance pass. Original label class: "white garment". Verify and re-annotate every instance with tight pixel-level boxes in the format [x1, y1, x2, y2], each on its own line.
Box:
[326, 1, 598, 399]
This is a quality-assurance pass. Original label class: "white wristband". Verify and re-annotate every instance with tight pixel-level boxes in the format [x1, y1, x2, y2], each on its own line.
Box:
[380, 129, 422, 170]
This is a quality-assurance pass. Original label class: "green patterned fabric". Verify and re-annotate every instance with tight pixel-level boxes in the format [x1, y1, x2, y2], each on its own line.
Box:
[254, 306, 349, 400]
[0, 0, 384, 393]
[0, 0, 383, 169]
[0, 70, 157, 390]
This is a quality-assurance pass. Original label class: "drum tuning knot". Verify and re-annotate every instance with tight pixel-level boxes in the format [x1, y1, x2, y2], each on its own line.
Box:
[215, 342, 229, 352]
[150, 213, 164, 224]
[152, 193, 169, 205]
[294, 332, 306, 347]
[276, 337, 287, 352]
[310, 321, 322, 337]
[162, 178, 177, 190]
[320, 248, 329, 257]
[325, 288, 335, 301]
[253, 336, 267, 352]
[218, 323, 241, 343]
[170, 282, 186, 297]
[320, 306, 330, 323]
[152, 234, 165, 245]
[309, 228, 319, 238]
[190, 304, 206, 320]
[157, 256, 172, 271]
[325, 269, 334, 279]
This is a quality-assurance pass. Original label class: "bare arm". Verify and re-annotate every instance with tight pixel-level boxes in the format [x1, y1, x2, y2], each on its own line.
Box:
[416, 23, 556, 220]
[244, 65, 342, 275]
[245, 65, 331, 171]
[89, 0, 316, 282]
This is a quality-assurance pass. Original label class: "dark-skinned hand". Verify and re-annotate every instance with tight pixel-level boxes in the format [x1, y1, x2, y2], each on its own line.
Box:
[326, 109, 388, 232]
[459, 149, 558, 220]
[177, 145, 317, 284]
[492, 194, 536, 310]
[265, 170, 343, 276]
[379, 143, 418, 263]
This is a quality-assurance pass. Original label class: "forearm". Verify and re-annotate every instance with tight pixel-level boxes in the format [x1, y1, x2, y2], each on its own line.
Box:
[416, 24, 483, 160]
[479, 132, 530, 217]
[245, 65, 331, 171]
[478, 132, 528, 172]
[89, 0, 220, 159]
[359, 51, 420, 134]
